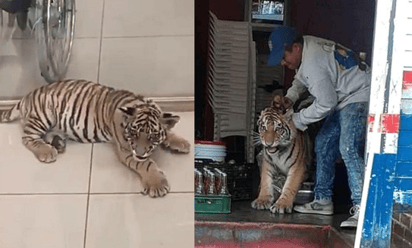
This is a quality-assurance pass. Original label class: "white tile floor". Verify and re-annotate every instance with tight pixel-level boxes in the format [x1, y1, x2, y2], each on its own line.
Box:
[0, 111, 194, 248]
[0, 0, 194, 98]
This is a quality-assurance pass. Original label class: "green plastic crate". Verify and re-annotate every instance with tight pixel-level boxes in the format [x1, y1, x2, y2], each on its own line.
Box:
[195, 195, 231, 214]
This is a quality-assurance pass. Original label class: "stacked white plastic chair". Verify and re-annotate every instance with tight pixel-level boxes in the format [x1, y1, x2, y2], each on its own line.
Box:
[207, 12, 256, 163]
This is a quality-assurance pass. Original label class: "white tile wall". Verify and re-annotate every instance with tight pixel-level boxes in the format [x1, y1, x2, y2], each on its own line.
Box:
[99, 36, 194, 96]
[75, 0, 104, 38]
[0, 0, 194, 98]
[0, 37, 45, 97]
[65, 38, 101, 82]
[102, 0, 193, 37]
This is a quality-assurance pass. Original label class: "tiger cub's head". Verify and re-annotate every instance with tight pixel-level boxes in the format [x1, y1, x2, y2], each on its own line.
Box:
[119, 100, 180, 161]
[256, 95, 295, 154]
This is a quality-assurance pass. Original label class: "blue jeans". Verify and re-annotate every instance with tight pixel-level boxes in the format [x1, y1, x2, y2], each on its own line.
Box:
[313, 102, 368, 206]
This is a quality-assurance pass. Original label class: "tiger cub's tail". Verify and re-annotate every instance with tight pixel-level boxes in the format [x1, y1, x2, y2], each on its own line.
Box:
[0, 103, 21, 123]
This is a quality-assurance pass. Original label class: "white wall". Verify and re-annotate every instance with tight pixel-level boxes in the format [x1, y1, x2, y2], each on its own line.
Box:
[0, 0, 194, 98]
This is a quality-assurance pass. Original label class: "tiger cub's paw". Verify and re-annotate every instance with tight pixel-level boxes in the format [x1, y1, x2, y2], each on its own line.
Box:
[141, 171, 170, 198]
[44, 134, 66, 154]
[270, 198, 294, 214]
[35, 144, 58, 163]
[51, 135, 66, 154]
[163, 135, 190, 154]
[251, 196, 274, 210]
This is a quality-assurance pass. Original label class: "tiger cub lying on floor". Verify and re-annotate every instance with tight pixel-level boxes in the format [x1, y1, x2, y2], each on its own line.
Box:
[0, 79, 190, 198]
[252, 95, 312, 213]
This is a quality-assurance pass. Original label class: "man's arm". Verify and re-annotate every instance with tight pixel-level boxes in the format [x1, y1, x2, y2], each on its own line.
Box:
[293, 76, 338, 131]
[285, 79, 307, 104]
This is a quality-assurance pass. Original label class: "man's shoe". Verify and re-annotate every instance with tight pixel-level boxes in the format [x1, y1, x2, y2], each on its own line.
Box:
[340, 205, 360, 228]
[293, 200, 334, 215]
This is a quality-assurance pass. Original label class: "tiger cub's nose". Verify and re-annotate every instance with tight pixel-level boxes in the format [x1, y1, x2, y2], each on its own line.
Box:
[265, 140, 274, 146]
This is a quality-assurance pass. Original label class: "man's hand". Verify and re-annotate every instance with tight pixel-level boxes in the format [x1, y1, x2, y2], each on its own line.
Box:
[292, 113, 308, 131]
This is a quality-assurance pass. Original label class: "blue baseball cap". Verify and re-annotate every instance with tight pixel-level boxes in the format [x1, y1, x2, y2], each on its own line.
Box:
[268, 27, 297, 65]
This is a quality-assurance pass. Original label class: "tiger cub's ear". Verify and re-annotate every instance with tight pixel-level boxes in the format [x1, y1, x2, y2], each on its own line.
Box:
[282, 96, 294, 121]
[272, 95, 294, 114]
[160, 113, 180, 130]
[272, 95, 283, 110]
[119, 107, 136, 116]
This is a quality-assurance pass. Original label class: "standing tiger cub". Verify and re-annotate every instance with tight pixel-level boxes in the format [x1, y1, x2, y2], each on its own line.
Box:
[251, 95, 311, 213]
[0, 79, 190, 198]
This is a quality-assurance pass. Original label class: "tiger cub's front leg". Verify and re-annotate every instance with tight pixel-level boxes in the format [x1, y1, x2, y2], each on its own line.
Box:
[251, 158, 276, 210]
[161, 131, 190, 154]
[23, 135, 58, 163]
[116, 146, 170, 197]
[22, 120, 58, 163]
[270, 163, 306, 214]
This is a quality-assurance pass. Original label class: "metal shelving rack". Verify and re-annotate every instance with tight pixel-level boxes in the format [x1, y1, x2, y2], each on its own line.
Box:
[244, 0, 290, 27]
[242, 0, 289, 162]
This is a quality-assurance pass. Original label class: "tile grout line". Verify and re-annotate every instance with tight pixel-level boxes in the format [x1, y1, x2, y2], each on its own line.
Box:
[9, 34, 193, 41]
[96, 0, 106, 83]
[83, 143, 95, 248]
[0, 193, 88, 196]
[102, 34, 194, 39]
[89, 191, 194, 195]
[0, 191, 193, 196]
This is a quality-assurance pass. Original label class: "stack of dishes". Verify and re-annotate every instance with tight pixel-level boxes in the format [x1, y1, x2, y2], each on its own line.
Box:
[195, 140, 226, 162]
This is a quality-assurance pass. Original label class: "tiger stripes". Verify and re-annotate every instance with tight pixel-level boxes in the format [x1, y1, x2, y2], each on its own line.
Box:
[0, 79, 155, 143]
[257, 108, 291, 148]
[251, 95, 311, 213]
[0, 79, 190, 197]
